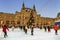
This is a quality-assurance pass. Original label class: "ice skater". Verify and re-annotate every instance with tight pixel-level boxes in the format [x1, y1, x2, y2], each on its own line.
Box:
[12, 26, 14, 31]
[44, 25, 47, 32]
[2, 25, 9, 38]
[23, 26, 25, 32]
[54, 24, 59, 35]
[25, 25, 28, 34]
[47, 26, 51, 32]
[20, 26, 22, 30]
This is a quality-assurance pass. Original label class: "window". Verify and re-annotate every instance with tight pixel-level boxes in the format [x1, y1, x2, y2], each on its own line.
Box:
[6, 21, 9, 24]
[11, 21, 15, 24]
[17, 21, 20, 24]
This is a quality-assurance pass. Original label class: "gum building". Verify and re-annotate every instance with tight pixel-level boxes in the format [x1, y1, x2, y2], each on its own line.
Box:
[0, 3, 59, 27]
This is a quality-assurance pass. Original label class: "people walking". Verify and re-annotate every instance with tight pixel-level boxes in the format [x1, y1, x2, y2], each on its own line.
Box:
[2, 25, 9, 38]
[54, 24, 59, 35]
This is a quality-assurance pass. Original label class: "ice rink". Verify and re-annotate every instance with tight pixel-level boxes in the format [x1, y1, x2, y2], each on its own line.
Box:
[0, 28, 60, 40]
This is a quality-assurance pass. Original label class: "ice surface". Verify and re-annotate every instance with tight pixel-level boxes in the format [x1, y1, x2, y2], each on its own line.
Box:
[0, 28, 60, 40]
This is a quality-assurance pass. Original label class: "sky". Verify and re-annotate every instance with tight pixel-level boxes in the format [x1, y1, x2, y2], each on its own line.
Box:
[0, 0, 60, 18]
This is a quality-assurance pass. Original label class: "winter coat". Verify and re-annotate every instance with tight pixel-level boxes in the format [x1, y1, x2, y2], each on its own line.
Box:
[2, 25, 8, 32]
[54, 25, 59, 30]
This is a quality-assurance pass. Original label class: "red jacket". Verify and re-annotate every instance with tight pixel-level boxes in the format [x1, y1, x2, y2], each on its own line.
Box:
[54, 25, 59, 30]
[2, 25, 8, 32]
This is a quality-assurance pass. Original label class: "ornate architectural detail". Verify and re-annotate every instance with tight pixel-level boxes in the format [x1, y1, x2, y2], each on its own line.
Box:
[0, 3, 58, 27]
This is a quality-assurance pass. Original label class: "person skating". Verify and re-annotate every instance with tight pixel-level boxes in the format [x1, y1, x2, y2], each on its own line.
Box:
[40, 25, 42, 29]
[54, 24, 59, 35]
[25, 25, 28, 34]
[47, 26, 50, 32]
[44, 25, 47, 32]
[2, 25, 9, 38]
[12, 26, 14, 31]
[31, 25, 34, 35]
[20, 26, 22, 30]
[23, 26, 25, 32]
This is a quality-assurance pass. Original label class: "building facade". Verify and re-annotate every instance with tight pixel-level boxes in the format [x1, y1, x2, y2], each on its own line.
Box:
[0, 3, 59, 27]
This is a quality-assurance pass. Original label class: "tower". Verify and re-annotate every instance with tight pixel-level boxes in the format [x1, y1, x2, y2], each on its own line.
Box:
[21, 2, 25, 11]
[33, 4, 36, 12]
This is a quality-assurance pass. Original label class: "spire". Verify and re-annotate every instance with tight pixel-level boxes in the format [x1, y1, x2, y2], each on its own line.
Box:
[33, 4, 36, 12]
[21, 2, 25, 10]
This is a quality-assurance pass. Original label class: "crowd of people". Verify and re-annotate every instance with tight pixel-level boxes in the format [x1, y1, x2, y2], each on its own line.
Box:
[0, 24, 59, 38]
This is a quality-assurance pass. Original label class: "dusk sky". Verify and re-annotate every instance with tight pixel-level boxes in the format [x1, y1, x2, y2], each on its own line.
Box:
[0, 0, 60, 18]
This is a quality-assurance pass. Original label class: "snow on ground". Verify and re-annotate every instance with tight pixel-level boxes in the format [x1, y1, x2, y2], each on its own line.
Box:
[0, 28, 60, 40]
